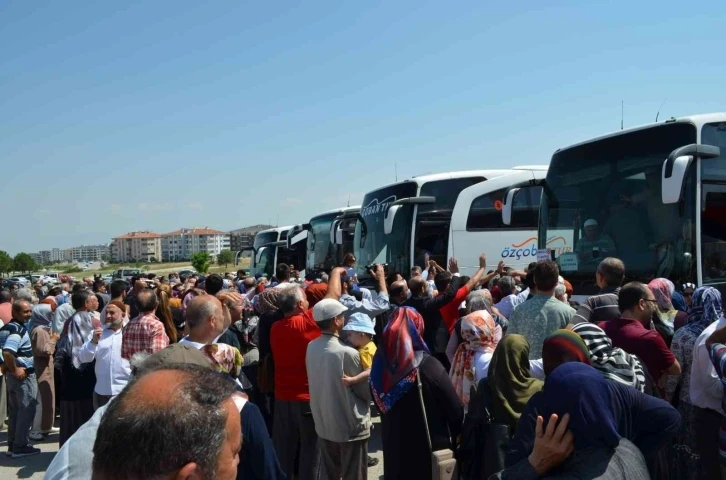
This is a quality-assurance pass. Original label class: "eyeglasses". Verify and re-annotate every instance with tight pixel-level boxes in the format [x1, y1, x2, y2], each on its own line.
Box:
[643, 299, 658, 304]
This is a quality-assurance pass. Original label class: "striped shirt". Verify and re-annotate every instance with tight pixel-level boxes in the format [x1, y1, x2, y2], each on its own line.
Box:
[0, 321, 34, 369]
[572, 287, 621, 325]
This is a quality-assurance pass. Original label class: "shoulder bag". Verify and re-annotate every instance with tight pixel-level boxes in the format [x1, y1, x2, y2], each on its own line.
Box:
[417, 370, 457, 480]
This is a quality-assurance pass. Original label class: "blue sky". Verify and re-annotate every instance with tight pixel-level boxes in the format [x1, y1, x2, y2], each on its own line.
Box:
[1, 1, 724, 254]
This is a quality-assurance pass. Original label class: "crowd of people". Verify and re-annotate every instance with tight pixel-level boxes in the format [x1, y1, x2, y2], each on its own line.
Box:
[0, 254, 724, 479]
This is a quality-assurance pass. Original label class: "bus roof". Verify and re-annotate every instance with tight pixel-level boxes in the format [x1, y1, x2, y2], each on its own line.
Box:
[256, 225, 294, 235]
[308, 205, 361, 222]
[362, 167, 546, 197]
[555, 112, 726, 154]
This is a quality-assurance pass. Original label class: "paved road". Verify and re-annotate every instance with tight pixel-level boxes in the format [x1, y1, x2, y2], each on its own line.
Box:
[0, 414, 384, 479]
[0, 428, 57, 480]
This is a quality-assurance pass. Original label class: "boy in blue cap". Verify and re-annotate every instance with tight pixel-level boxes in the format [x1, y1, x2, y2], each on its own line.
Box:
[342, 312, 377, 387]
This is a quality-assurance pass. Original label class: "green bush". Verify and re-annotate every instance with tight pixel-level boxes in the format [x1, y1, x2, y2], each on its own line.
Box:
[63, 266, 83, 273]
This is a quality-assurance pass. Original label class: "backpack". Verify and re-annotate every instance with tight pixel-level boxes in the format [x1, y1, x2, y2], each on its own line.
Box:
[458, 378, 511, 479]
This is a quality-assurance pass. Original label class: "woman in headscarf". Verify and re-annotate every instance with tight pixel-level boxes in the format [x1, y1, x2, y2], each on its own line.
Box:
[446, 289, 507, 363]
[304, 283, 328, 308]
[648, 278, 679, 343]
[29, 301, 60, 440]
[488, 335, 543, 432]
[504, 363, 680, 479]
[672, 291, 690, 330]
[571, 322, 647, 392]
[371, 307, 463, 480]
[666, 286, 723, 480]
[540, 329, 591, 376]
[449, 310, 499, 408]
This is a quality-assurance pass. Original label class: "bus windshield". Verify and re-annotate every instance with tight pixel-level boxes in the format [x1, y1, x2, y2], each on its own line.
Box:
[540, 122, 698, 294]
[307, 213, 339, 272]
[253, 231, 279, 249]
[355, 182, 417, 281]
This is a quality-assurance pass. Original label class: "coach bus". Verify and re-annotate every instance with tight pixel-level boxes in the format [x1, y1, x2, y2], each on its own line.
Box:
[449, 167, 548, 276]
[353, 168, 547, 285]
[503, 113, 726, 298]
[243, 226, 307, 279]
[286, 206, 361, 276]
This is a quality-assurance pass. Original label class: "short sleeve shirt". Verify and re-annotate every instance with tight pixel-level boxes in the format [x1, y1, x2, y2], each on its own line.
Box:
[599, 317, 675, 382]
[0, 321, 34, 369]
[358, 341, 377, 370]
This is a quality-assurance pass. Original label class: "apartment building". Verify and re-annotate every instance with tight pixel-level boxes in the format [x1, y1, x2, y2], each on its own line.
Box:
[161, 227, 230, 261]
[111, 231, 162, 263]
[229, 224, 273, 252]
[69, 244, 110, 262]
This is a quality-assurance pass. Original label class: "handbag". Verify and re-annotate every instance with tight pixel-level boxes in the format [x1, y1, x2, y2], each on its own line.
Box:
[416, 370, 457, 480]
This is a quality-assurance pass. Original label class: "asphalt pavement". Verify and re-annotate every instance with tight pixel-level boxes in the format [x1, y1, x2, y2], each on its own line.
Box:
[0, 413, 384, 479]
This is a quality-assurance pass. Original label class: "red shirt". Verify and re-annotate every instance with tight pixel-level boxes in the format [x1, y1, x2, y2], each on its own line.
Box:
[270, 309, 321, 401]
[599, 317, 675, 382]
[121, 313, 170, 360]
[440, 285, 470, 333]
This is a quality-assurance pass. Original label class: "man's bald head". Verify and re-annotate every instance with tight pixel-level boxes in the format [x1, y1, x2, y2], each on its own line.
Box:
[135, 289, 158, 314]
[186, 295, 222, 331]
[93, 364, 239, 480]
[389, 280, 409, 302]
[243, 277, 255, 290]
[408, 276, 427, 297]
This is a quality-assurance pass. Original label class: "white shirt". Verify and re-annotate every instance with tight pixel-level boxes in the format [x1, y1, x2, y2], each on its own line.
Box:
[690, 317, 726, 412]
[474, 351, 493, 381]
[78, 321, 131, 396]
[178, 337, 206, 349]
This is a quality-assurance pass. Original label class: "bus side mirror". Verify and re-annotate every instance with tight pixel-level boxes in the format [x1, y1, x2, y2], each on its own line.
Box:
[384, 205, 401, 235]
[502, 188, 520, 225]
[255, 247, 266, 265]
[329, 220, 344, 245]
[662, 144, 720, 204]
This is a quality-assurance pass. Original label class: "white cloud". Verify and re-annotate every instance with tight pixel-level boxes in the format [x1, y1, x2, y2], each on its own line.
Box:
[109, 204, 122, 213]
[35, 208, 51, 216]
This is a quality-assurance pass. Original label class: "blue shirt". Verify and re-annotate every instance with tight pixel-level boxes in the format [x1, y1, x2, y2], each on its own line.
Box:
[0, 321, 34, 369]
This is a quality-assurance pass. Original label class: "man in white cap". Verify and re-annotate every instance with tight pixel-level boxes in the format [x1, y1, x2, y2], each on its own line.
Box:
[574, 218, 617, 265]
[306, 298, 371, 480]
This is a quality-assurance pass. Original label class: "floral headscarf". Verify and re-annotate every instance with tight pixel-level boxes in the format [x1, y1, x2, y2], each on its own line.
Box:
[648, 278, 677, 338]
[449, 310, 499, 408]
[370, 307, 428, 414]
[255, 288, 281, 315]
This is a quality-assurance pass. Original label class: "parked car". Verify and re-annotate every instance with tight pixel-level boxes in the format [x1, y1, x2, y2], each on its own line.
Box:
[178, 269, 197, 277]
[112, 268, 142, 282]
[102, 274, 113, 283]
[7, 277, 30, 288]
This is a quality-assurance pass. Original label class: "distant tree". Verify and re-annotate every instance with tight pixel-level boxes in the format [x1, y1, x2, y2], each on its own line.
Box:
[191, 252, 212, 273]
[13, 253, 37, 273]
[217, 250, 234, 268]
[101, 254, 111, 263]
[150, 257, 158, 263]
[0, 251, 12, 277]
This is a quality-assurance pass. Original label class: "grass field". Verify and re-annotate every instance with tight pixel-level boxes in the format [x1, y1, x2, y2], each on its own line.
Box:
[32, 258, 251, 278]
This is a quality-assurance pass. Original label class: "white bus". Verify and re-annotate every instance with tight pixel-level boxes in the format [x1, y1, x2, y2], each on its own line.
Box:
[503, 113, 726, 298]
[244, 226, 307, 279]
[287, 206, 361, 276]
[353, 169, 546, 285]
[449, 167, 547, 276]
